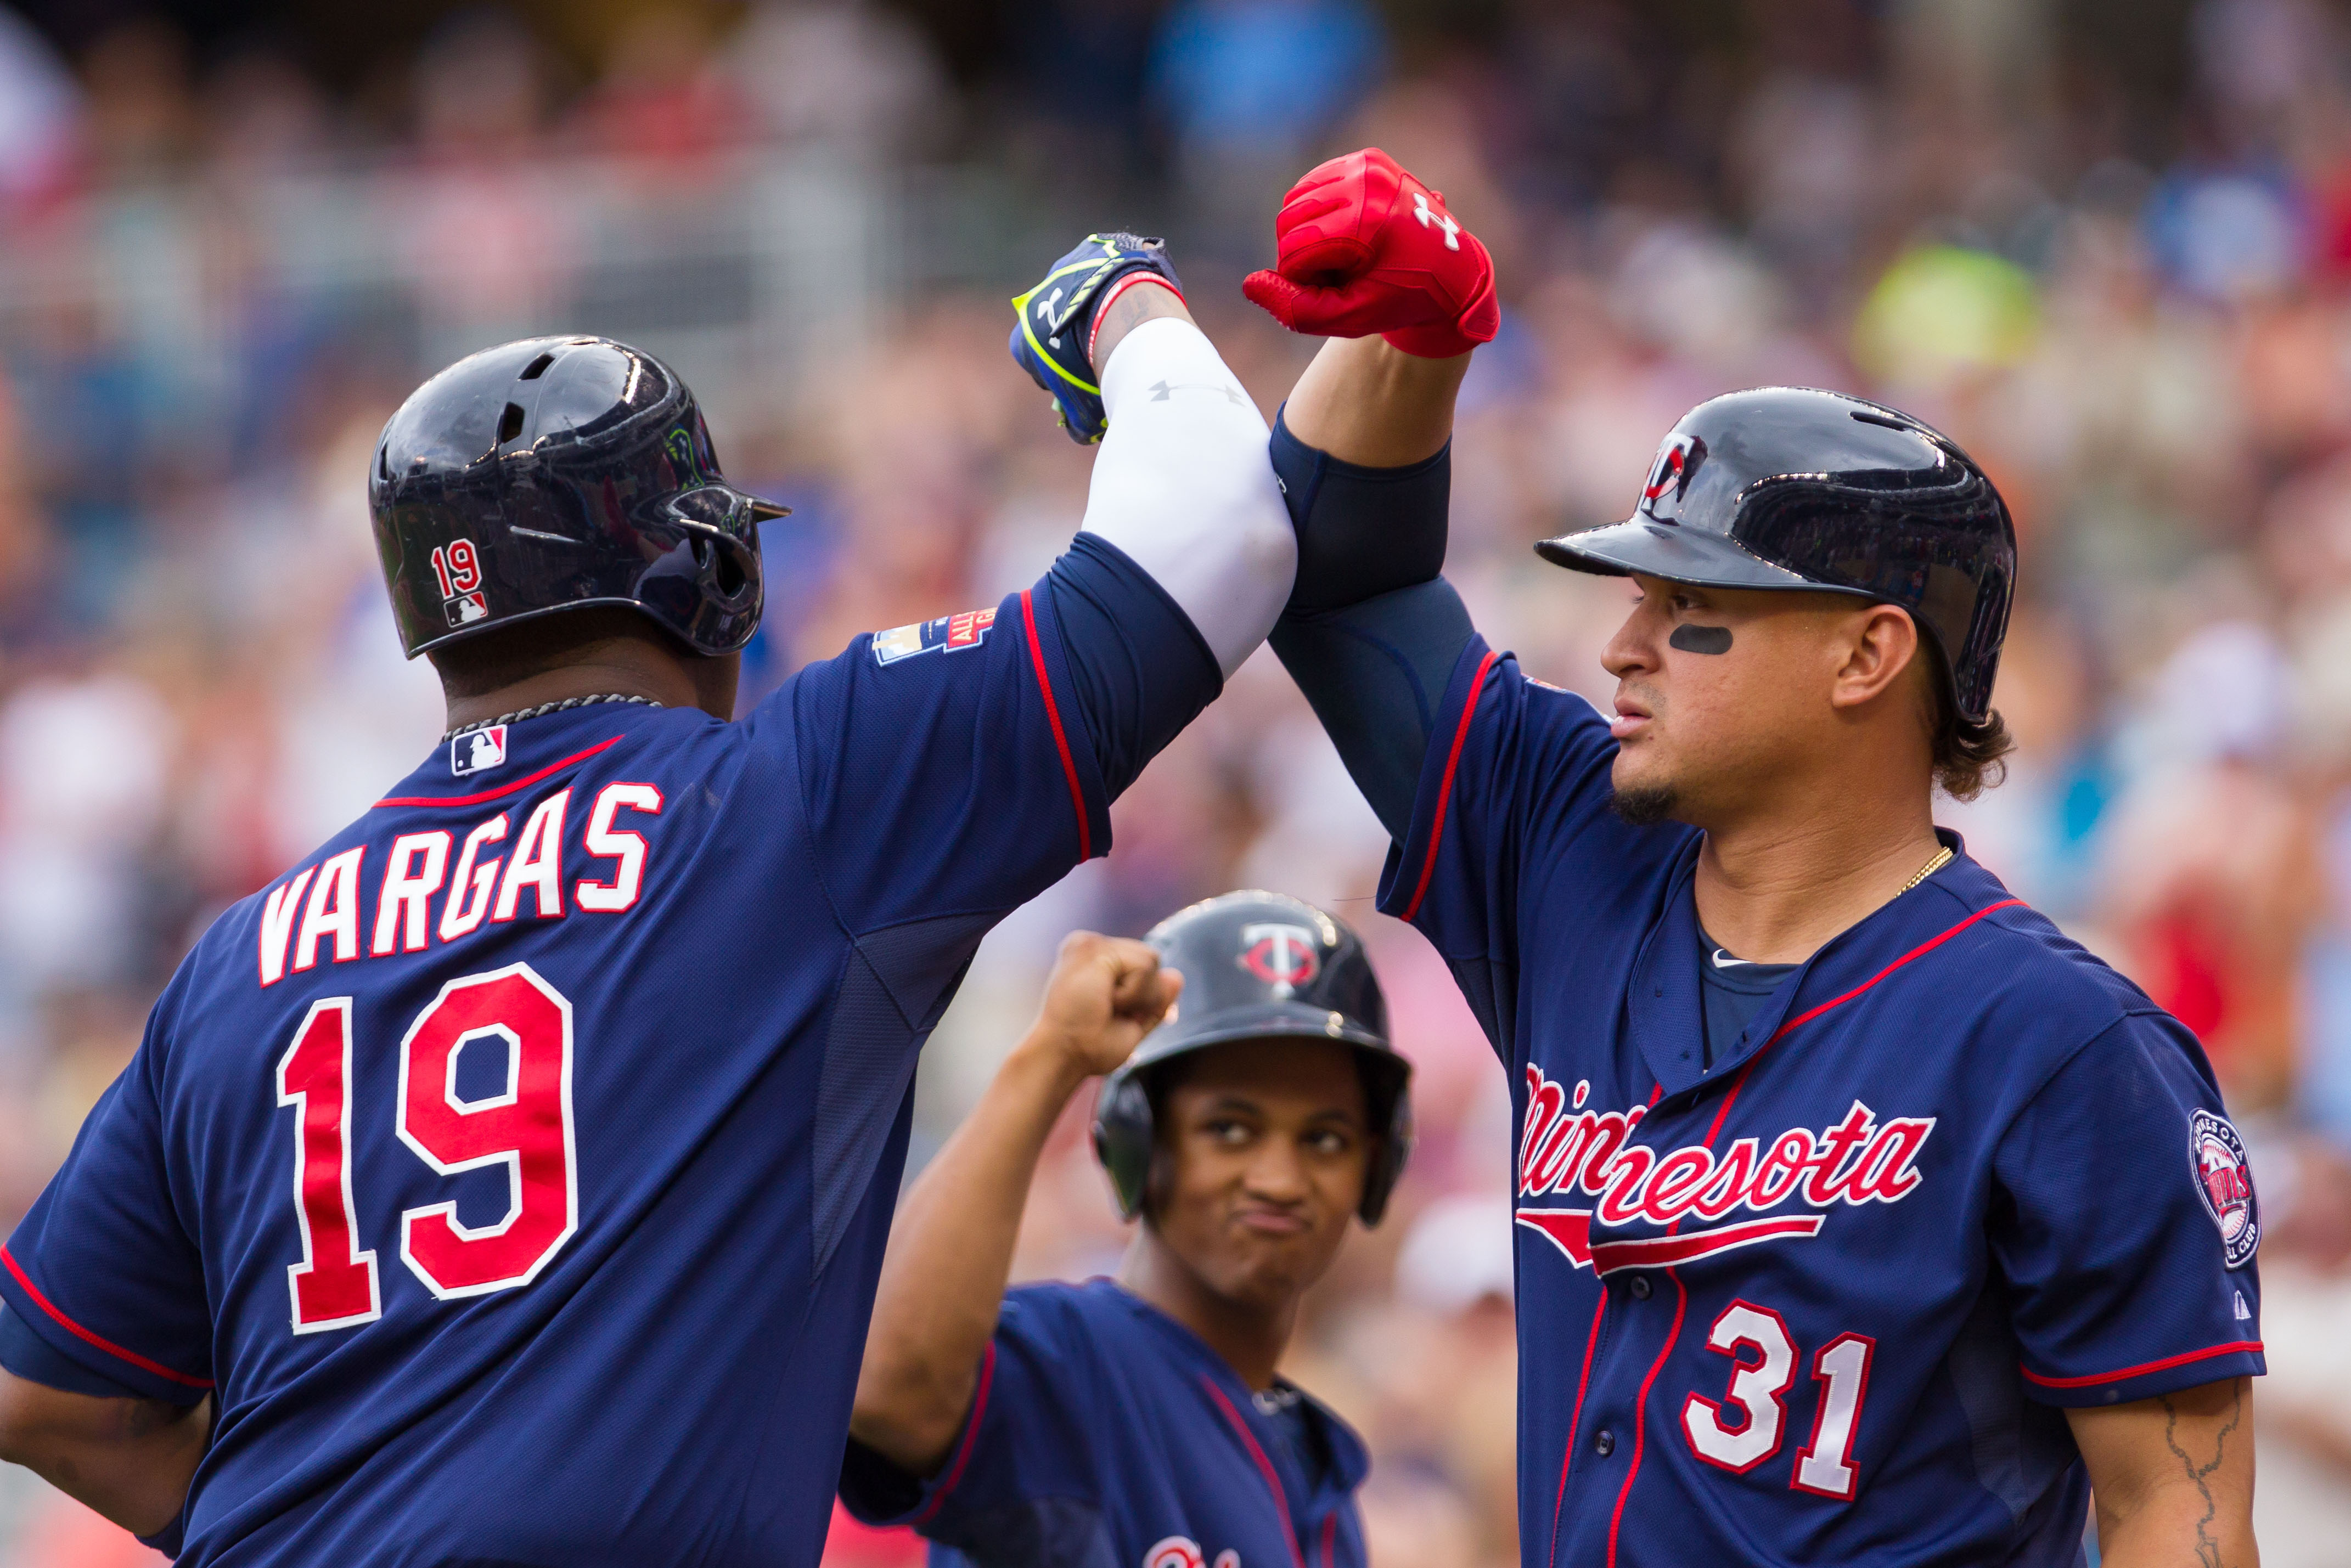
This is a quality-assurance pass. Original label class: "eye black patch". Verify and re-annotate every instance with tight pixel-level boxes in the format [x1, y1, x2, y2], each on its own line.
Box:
[1670, 624, 1733, 655]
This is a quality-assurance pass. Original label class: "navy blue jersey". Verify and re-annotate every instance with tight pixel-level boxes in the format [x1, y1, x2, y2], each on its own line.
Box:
[1378, 638, 2264, 1568]
[0, 563, 1206, 1568]
[839, 1280, 1368, 1568]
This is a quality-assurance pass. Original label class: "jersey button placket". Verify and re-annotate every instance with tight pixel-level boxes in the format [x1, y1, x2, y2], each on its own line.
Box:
[1627, 1275, 1652, 1300]
[1593, 1429, 1616, 1458]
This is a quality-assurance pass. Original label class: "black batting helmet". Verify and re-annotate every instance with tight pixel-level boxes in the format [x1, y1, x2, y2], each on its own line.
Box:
[370, 336, 789, 660]
[1536, 387, 2015, 724]
[1092, 892, 1413, 1226]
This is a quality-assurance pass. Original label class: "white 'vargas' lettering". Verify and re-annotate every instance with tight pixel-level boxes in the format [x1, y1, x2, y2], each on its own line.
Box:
[257, 782, 662, 987]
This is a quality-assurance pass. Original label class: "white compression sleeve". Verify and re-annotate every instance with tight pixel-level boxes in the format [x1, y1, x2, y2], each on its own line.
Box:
[1078, 315, 1295, 680]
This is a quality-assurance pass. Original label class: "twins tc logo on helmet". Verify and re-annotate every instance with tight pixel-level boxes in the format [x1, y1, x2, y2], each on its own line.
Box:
[1237, 922, 1320, 995]
[1638, 432, 1704, 522]
[2190, 1109, 2258, 1269]
[1142, 1538, 1238, 1568]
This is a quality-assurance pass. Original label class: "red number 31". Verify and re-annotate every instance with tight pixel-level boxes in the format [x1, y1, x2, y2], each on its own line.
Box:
[274, 963, 577, 1332]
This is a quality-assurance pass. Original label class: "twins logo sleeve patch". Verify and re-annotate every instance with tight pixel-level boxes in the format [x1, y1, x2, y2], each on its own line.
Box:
[2189, 1109, 2258, 1268]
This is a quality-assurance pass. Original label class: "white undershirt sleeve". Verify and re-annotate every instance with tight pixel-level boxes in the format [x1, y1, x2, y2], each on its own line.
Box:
[1077, 315, 1296, 680]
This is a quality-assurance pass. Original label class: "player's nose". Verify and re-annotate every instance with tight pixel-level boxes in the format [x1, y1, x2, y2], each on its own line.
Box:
[1240, 1138, 1313, 1202]
[1601, 605, 1661, 680]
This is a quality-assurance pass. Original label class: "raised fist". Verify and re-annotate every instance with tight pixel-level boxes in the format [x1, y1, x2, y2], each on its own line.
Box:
[1242, 147, 1498, 358]
[1027, 931, 1184, 1081]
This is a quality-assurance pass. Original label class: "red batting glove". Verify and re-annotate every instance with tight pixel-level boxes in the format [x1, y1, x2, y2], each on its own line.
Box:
[1242, 147, 1498, 358]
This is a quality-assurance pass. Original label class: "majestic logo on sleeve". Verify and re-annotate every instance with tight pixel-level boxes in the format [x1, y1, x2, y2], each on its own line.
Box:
[2189, 1109, 2258, 1269]
[1237, 923, 1320, 995]
[1512, 1066, 1934, 1274]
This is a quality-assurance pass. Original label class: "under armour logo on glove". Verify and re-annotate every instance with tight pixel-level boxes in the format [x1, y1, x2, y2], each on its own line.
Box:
[1241, 146, 1497, 358]
[1413, 190, 1461, 250]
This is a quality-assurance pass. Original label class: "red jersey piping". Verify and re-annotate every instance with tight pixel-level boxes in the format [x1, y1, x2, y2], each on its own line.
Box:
[1606, 1270, 1687, 1568]
[2020, 1340, 2263, 1390]
[1763, 899, 2026, 1048]
[1400, 649, 1499, 923]
[1, 1245, 212, 1389]
[1020, 588, 1093, 861]
[911, 1339, 997, 1525]
[1546, 1293, 1610, 1568]
[1203, 1378, 1308, 1568]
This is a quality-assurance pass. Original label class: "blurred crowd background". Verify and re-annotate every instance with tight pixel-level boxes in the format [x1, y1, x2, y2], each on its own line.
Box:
[2, 0, 2351, 1562]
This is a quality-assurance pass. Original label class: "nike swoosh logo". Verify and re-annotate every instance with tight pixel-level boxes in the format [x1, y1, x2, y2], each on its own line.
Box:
[1711, 949, 1754, 968]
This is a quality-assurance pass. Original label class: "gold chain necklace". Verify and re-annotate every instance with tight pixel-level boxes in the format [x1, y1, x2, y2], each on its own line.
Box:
[1900, 845, 1954, 893]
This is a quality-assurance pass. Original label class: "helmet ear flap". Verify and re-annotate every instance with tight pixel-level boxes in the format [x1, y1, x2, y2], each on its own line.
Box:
[699, 529, 760, 611]
[1092, 1069, 1156, 1222]
[1356, 1056, 1415, 1226]
[652, 521, 763, 656]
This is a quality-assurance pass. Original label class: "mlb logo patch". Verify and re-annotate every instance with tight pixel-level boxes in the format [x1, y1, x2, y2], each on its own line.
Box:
[445, 590, 489, 627]
[451, 725, 509, 778]
[872, 607, 998, 667]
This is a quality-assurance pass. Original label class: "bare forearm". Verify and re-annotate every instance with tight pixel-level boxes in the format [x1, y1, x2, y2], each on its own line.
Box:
[1281, 336, 1471, 467]
[850, 1039, 1083, 1473]
[0, 1370, 209, 1536]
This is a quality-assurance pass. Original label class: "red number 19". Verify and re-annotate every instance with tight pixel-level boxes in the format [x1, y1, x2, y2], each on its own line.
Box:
[428, 539, 482, 599]
[275, 963, 577, 1331]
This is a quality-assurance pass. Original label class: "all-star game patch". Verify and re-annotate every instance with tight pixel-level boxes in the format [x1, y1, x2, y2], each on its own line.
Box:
[872, 607, 998, 667]
[2189, 1108, 2259, 1269]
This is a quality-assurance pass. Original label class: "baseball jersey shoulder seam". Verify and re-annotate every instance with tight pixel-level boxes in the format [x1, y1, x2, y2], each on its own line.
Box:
[1921, 882, 2150, 1009]
[1982, 1010, 2163, 1154]
[1905, 884, 2161, 1109]
[772, 683, 862, 946]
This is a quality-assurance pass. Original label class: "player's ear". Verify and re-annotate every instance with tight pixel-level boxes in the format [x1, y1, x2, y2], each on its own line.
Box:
[1828, 603, 1921, 712]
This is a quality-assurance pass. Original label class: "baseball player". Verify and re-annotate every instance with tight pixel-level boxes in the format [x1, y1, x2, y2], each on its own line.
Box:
[838, 893, 1411, 1568]
[0, 233, 1296, 1565]
[1246, 149, 2261, 1565]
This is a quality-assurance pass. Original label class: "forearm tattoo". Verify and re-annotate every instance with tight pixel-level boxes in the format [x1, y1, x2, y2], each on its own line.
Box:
[2158, 1382, 2244, 1568]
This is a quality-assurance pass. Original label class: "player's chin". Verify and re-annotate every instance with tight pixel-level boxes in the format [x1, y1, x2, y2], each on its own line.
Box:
[1218, 1224, 1338, 1298]
[1607, 753, 1682, 828]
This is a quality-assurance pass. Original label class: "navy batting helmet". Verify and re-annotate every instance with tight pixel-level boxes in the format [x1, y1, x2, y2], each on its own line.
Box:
[369, 336, 789, 660]
[1535, 387, 2015, 724]
[1092, 892, 1413, 1226]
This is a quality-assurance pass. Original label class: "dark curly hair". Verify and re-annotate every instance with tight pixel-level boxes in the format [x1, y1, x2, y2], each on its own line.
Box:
[1920, 638, 2013, 801]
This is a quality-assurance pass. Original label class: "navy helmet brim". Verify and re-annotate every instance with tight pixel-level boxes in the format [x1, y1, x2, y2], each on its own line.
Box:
[1124, 999, 1399, 1076]
[1534, 518, 1871, 600]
